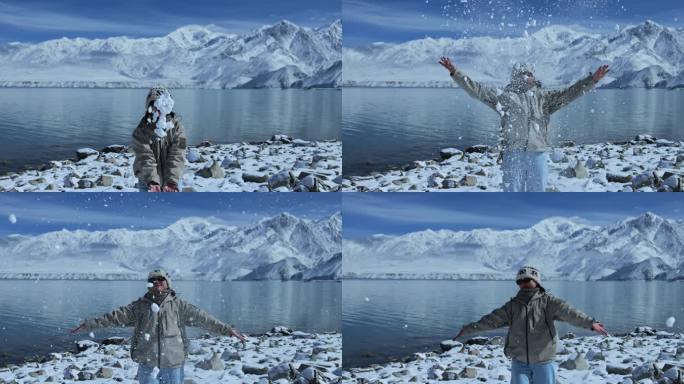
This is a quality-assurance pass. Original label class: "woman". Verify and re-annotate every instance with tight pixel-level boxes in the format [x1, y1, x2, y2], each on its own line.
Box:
[132, 87, 187, 192]
[71, 269, 246, 384]
[453, 266, 609, 384]
[439, 58, 609, 192]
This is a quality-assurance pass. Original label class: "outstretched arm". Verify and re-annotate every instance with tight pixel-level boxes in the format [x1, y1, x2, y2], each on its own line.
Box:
[548, 296, 600, 331]
[180, 301, 246, 343]
[72, 303, 137, 333]
[439, 57, 499, 110]
[543, 65, 609, 115]
[453, 301, 512, 340]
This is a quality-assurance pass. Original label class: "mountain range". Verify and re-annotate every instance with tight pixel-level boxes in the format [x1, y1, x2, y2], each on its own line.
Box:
[343, 20, 684, 89]
[0, 20, 341, 89]
[0, 212, 342, 281]
[343, 212, 684, 281]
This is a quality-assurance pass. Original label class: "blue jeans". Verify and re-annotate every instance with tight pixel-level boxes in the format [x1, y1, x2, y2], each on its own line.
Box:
[511, 359, 556, 384]
[502, 150, 549, 192]
[136, 364, 184, 384]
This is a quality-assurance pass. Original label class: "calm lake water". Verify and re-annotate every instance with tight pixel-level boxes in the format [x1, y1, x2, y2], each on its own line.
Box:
[0, 280, 340, 366]
[0, 88, 341, 174]
[343, 280, 684, 368]
[343, 88, 684, 176]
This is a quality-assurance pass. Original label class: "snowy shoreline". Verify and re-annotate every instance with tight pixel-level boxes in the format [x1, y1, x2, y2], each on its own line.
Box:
[342, 135, 684, 192]
[0, 328, 341, 383]
[0, 135, 342, 192]
[343, 327, 684, 383]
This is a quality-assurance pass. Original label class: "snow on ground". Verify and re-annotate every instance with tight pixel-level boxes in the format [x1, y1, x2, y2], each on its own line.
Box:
[342, 135, 684, 192]
[0, 329, 341, 384]
[0, 136, 341, 192]
[342, 327, 684, 383]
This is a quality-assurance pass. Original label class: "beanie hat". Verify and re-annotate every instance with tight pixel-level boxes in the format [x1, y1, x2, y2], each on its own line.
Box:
[516, 266, 541, 287]
[145, 87, 172, 110]
[148, 269, 172, 289]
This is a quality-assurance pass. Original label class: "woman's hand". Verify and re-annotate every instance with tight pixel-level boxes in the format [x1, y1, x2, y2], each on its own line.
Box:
[163, 182, 179, 192]
[591, 322, 609, 336]
[70, 323, 86, 334]
[230, 329, 247, 346]
[592, 65, 610, 83]
[439, 57, 457, 74]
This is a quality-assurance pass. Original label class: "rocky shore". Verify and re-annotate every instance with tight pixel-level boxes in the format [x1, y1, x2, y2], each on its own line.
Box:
[342, 327, 684, 383]
[0, 135, 342, 192]
[342, 135, 684, 192]
[0, 327, 341, 383]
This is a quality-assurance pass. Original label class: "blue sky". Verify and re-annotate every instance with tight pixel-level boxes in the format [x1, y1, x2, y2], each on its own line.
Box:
[0, 0, 340, 43]
[344, 0, 684, 46]
[343, 193, 684, 239]
[0, 194, 340, 235]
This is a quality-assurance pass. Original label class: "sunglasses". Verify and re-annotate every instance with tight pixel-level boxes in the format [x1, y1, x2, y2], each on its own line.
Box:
[516, 278, 533, 285]
[148, 277, 166, 283]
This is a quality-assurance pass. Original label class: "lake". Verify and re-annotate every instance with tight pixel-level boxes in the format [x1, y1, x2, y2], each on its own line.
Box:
[0, 280, 340, 366]
[342, 88, 684, 176]
[342, 280, 684, 368]
[0, 88, 341, 174]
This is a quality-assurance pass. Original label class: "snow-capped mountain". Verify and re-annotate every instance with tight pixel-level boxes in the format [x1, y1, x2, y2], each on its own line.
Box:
[343, 20, 684, 89]
[344, 213, 684, 281]
[0, 20, 341, 89]
[0, 212, 342, 281]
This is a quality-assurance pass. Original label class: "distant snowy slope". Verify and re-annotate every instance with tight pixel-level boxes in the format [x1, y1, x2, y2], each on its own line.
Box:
[0, 20, 341, 89]
[344, 213, 684, 281]
[343, 21, 684, 89]
[0, 212, 341, 281]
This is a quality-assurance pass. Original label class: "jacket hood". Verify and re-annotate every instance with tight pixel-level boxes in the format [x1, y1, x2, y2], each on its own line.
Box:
[506, 63, 542, 93]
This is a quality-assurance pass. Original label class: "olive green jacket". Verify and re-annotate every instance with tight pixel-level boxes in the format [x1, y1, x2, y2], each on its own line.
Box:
[460, 288, 596, 363]
[450, 71, 596, 151]
[83, 292, 232, 368]
[132, 113, 187, 188]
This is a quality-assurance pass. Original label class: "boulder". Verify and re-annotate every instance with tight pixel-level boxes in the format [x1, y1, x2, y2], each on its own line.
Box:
[195, 161, 225, 179]
[76, 148, 98, 159]
[196, 352, 225, 371]
[440, 148, 463, 160]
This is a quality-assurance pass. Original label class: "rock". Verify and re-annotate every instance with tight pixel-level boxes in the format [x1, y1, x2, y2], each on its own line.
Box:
[76, 148, 98, 159]
[186, 148, 202, 163]
[440, 148, 463, 160]
[102, 337, 126, 345]
[268, 171, 296, 190]
[28, 177, 46, 186]
[198, 140, 213, 147]
[292, 331, 315, 339]
[77, 371, 95, 381]
[632, 363, 656, 381]
[196, 160, 225, 179]
[465, 145, 490, 153]
[28, 369, 46, 377]
[97, 175, 114, 187]
[607, 172, 633, 183]
[460, 175, 478, 187]
[292, 139, 313, 147]
[75, 340, 98, 352]
[77, 179, 94, 189]
[459, 367, 478, 379]
[442, 178, 459, 189]
[267, 363, 297, 381]
[440, 340, 462, 352]
[607, 364, 633, 375]
[560, 354, 589, 370]
[101, 144, 126, 153]
[573, 161, 589, 178]
[632, 172, 654, 189]
[196, 352, 225, 371]
[560, 333, 576, 340]
[559, 140, 576, 147]
[465, 337, 488, 345]
[242, 173, 268, 183]
[221, 157, 240, 169]
[221, 349, 241, 361]
[96, 367, 114, 379]
[585, 157, 604, 169]
[271, 134, 293, 143]
[242, 365, 268, 375]
[187, 340, 204, 355]
[635, 134, 656, 144]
